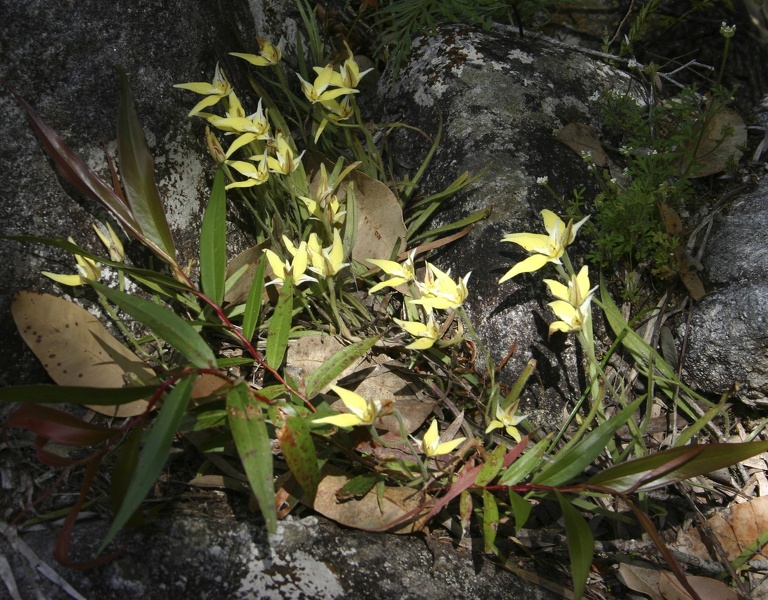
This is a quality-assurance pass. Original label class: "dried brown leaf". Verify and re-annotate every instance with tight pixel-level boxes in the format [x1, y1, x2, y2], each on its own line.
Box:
[554, 123, 608, 167]
[12, 291, 153, 417]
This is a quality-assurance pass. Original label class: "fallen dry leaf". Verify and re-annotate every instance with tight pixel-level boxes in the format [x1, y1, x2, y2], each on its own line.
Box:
[673, 495, 768, 564]
[658, 571, 738, 600]
[617, 562, 662, 600]
[555, 122, 608, 167]
[681, 106, 747, 178]
[311, 464, 430, 533]
[12, 291, 153, 417]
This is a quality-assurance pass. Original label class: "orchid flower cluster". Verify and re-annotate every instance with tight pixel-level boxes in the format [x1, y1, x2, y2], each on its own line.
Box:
[368, 252, 471, 350]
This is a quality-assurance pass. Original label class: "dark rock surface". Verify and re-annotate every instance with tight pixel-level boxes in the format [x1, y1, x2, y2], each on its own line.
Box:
[683, 177, 768, 405]
[1, 509, 559, 599]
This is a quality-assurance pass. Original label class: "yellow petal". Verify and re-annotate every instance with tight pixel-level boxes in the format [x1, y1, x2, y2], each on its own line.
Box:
[314, 413, 365, 428]
[41, 271, 85, 286]
[543, 278, 569, 301]
[501, 232, 550, 253]
[331, 385, 369, 419]
[499, 253, 551, 282]
[433, 437, 467, 456]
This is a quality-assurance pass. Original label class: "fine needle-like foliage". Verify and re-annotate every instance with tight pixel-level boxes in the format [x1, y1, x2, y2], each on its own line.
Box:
[0, 2, 763, 597]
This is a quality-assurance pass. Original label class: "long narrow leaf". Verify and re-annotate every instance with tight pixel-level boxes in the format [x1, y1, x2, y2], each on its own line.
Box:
[99, 375, 196, 552]
[532, 397, 643, 487]
[91, 282, 216, 369]
[304, 335, 380, 399]
[3, 83, 140, 238]
[0, 384, 157, 405]
[117, 71, 177, 262]
[242, 256, 266, 342]
[4, 404, 117, 446]
[589, 441, 768, 493]
[227, 382, 276, 532]
[482, 489, 499, 553]
[557, 492, 594, 600]
[266, 273, 293, 369]
[200, 169, 227, 305]
[277, 416, 319, 502]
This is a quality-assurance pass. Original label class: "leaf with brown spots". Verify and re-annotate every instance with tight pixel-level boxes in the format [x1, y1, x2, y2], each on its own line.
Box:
[11, 291, 154, 417]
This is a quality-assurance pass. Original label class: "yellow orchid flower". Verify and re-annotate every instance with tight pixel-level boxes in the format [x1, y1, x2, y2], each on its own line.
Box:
[174, 63, 232, 116]
[92, 222, 124, 263]
[307, 230, 349, 278]
[314, 96, 354, 143]
[415, 420, 466, 457]
[230, 37, 282, 67]
[499, 210, 589, 282]
[42, 237, 101, 286]
[266, 133, 304, 175]
[225, 155, 270, 189]
[264, 237, 316, 286]
[211, 99, 271, 159]
[367, 250, 416, 293]
[205, 126, 226, 164]
[485, 403, 527, 442]
[543, 266, 596, 336]
[298, 65, 358, 105]
[329, 42, 373, 89]
[314, 385, 388, 428]
[393, 313, 440, 350]
[409, 262, 470, 310]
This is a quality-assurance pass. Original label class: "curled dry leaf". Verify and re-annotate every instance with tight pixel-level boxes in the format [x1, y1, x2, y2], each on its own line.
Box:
[11, 291, 154, 417]
[673, 495, 768, 565]
[555, 122, 608, 167]
[681, 106, 747, 178]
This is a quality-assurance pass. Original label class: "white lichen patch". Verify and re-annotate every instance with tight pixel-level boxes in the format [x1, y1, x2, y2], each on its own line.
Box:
[236, 519, 344, 599]
[507, 48, 535, 64]
[155, 134, 205, 232]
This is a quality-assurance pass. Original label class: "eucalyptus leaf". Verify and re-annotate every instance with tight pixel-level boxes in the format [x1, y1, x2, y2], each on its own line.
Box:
[200, 169, 227, 305]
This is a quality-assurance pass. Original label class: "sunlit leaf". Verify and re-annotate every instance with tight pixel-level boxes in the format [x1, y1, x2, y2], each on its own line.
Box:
[482, 489, 499, 553]
[117, 71, 177, 263]
[242, 255, 266, 342]
[475, 443, 507, 486]
[100, 375, 196, 552]
[265, 273, 293, 369]
[589, 441, 768, 494]
[92, 282, 216, 370]
[532, 398, 643, 487]
[277, 416, 319, 502]
[227, 381, 276, 532]
[499, 435, 547, 486]
[199, 169, 227, 305]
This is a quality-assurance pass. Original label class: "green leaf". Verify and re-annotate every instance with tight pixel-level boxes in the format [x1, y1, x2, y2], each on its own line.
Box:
[100, 375, 196, 552]
[3, 84, 141, 241]
[265, 273, 294, 369]
[508, 490, 532, 532]
[227, 381, 276, 532]
[532, 397, 643, 487]
[0, 384, 157, 405]
[475, 443, 507, 486]
[91, 282, 216, 370]
[199, 169, 227, 305]
[304, 335, 380, 399]
[242, 256, 266, 342]
[482, 489, 499, 553]
[557, 492, 594, 600]
[117, 71, 177, 263]
[277, 416, 319, 502]
[339, 473, 378, 500]
[498, 436, 549, 486]
[589, 441, 768, 493]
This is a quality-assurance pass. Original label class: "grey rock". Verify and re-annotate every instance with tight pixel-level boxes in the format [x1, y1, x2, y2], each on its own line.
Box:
[377, 25, 628, 414]
[683, 179, 768, 404]
[1, 510, 559, 600]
